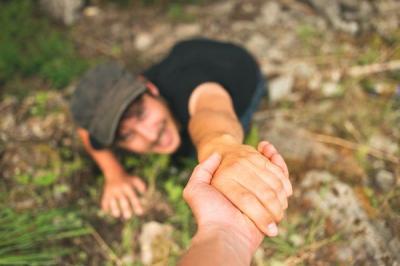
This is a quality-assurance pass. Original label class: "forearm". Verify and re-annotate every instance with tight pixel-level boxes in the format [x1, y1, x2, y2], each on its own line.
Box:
[77, 128, 125, 179]
[179, 227, 252, 266]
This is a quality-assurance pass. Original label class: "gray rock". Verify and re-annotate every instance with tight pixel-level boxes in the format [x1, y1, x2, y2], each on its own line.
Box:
[139, 221, 175, 265]
[301, 171, 400, 265]
[40, 0, 83, 26]
[134, 33, 154, 51]
[269, 75, 294, 102]
[322, 81, 341, 97]
[175, 24, 201, 39]
[375, 170, 396, 192]
[369, 134, 399, 156]
[245, 33, 269, 56]
[259, 1, 281, 26]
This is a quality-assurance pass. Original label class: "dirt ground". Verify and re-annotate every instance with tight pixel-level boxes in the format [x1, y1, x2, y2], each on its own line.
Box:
[1, 0, 399, 265]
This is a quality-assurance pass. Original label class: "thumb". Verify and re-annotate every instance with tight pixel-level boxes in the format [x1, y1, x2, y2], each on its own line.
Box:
[188, 153, 221, 186]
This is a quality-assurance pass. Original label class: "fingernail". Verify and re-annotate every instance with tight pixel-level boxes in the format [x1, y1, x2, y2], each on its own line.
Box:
[267, 223, 278, 237]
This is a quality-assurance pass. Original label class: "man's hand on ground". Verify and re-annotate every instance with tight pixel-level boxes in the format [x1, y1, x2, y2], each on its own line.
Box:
[101, 174, 147, 219]
[209, 140, 292, 237]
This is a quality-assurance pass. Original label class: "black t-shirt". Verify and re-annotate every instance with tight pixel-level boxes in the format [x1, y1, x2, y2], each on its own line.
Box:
[143, 38, 260, 157]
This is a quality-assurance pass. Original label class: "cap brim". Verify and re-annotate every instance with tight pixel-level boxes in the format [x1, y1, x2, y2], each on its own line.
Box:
[88, 77, 147, 146]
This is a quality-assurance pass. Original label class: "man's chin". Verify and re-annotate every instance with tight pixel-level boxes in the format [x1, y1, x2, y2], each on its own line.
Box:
[154, 138, 180, 154]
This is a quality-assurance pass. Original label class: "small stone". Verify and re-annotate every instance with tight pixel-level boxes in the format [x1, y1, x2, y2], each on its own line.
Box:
[40, 0, 83, 26]
[322, 82, 341, 96]
[139, 221, 174, 265]
[269, 75, 294, 102]
[375, 170, 396, 192]
[83, 6, 100, 17]
[369, 134, 399, 155]
[175, 24, 201, 39]
[259, 2, 281, 26]
[134, 33, 154, 51]
[246, 33, 269, 56]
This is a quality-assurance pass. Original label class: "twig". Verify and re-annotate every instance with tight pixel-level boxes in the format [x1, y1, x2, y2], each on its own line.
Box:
[309, 132, 399, 164]
[346, 60, 400, 77]
[284, 238, 334, 266]
[89, 225, 123, 266]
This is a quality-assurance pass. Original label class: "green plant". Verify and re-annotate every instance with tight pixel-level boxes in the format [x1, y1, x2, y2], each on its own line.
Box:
[245, 125, 260, 147]
[0, 207, 91, 265]
[0, 0, 87, 89]
[263, 215, 339, 262]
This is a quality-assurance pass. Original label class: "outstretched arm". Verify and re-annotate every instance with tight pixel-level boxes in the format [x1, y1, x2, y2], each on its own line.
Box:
[188, 82, 292, 237]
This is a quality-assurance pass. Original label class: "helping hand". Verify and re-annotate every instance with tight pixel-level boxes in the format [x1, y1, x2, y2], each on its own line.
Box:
[101, 174, 147, 219]
[183, 153, 264, 255]
[210, 140, 292, 237]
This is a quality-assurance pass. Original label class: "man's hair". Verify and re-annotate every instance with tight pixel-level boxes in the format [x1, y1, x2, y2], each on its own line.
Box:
[115, 92, 147, 142]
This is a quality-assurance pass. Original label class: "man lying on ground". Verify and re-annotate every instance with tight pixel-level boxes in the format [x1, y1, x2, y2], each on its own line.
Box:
[70, 38, 292, 237]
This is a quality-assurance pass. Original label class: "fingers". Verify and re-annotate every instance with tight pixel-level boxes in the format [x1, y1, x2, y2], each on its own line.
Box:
[266, 159, 292, 196]
[130, 177, 147, 194]
[117, 195, 132, 219]
[213, 178, 279, 237]
[258, 141, 292, 196]
[101, 177, 146, 219]
[122, 186, 144, 216]
[190, 153, 221, 185]
[234, 164, 287, 215]
[258, 141, 289, 178]
[183, 153, 221, 202]
[109, 198, 120, 218]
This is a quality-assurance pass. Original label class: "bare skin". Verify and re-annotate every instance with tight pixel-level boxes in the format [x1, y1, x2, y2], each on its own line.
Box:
[77, 81, 292, 236]
[189, 82, 292, 236]
[180, 142, 289, 265]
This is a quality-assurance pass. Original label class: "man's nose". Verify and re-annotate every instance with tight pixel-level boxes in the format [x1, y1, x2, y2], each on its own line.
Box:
[136, 121, 158, 142]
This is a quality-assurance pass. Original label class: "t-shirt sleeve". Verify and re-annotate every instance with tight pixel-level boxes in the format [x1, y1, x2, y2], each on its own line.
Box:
[158, 66, 220, 127]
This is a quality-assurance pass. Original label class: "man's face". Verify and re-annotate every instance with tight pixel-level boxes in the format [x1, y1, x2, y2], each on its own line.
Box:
[116, 93, 181, 154]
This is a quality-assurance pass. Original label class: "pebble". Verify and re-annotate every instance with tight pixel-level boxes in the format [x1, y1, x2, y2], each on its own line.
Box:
[269, 75, 294, 101]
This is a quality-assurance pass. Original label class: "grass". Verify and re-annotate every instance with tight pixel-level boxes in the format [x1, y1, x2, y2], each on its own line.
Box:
[0, 0, 87, 92]
[0, 207, 91, 265]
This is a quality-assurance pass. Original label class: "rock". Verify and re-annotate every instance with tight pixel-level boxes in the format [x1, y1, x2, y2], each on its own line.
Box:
[139, 221, 175, 265]
[83, 6, 101, 18]
[374, 170, 396, 192]
[134, 33, 154, 51]
[259, 1, 281, 26]
[266, 48, 286, 63]
[322, 81, 341, 96]
[269, 75, 294, 101]
[257, 117, 365, 178]
[301, 171, 400, 265]
[211, 1, 235, 17]
[245, 33, 269, 56]
[40, 0, 83, 26]
[369, 134, 399, 156]
[289, 62, 317, 79]
[175, 24, 201, 39]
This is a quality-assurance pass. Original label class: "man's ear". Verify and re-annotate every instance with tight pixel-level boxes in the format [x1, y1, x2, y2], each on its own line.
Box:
[146, 81, 160, 96]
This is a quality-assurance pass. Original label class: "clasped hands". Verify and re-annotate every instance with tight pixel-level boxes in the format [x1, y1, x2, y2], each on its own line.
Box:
[184, 141, 292, 253]
[100, 139, 292, 242]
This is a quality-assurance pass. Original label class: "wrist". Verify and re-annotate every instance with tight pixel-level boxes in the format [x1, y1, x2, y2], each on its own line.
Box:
[103, 169, 127, 182]
[197, 134, 242, 161]
[193, 225, 254, 263]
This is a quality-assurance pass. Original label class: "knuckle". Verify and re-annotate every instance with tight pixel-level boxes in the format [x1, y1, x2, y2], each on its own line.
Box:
[258, 188, 275, 203]
[270, 201, 284, 221]
[239, 191, 256, 206]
